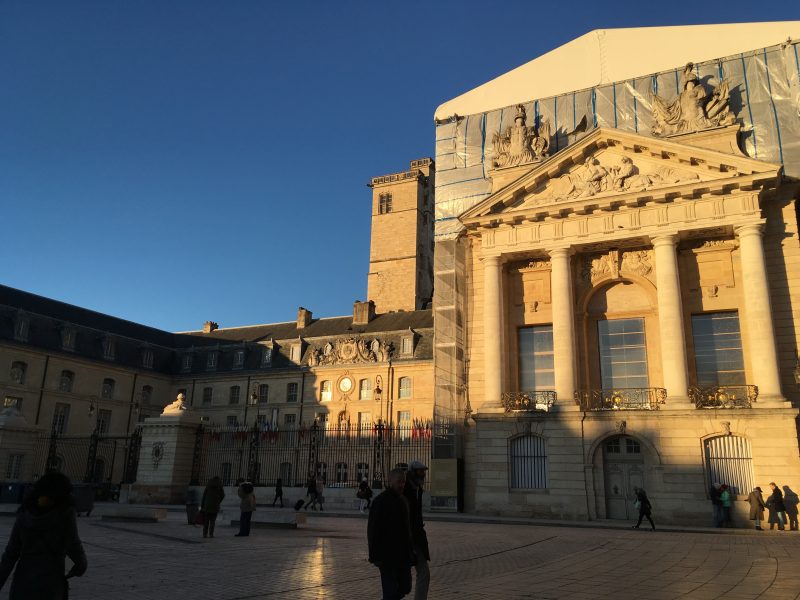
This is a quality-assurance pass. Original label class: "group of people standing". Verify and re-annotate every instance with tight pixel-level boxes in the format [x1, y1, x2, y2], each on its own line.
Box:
[197, 477, 257, 537]
[745, 482, 799, 531]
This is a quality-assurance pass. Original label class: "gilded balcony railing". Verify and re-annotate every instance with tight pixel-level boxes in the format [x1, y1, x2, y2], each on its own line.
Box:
[501, 391, 556, 412]
[574, 388, 667, 411]
[689, 385, 758, 409]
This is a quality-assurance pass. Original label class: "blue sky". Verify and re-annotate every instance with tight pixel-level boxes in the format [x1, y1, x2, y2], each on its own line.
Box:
[2, 1, 796, 331]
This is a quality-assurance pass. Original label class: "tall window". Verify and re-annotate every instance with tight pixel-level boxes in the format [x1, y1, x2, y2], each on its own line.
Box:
[233, 350, 245, 369]
[398, 410, 411, 441]
[58, 370, 74, 393]
[358, 411, 372, 430]
[261, 348, 272, 368]
[692, 312, 746, 386]
[102, 338, 115, 360]
[141, 348, 154, 369]
[290, 345, 301, 362]
[258, 384, 269, 404]
[52, 403, 70, 435]
[398, 377, 412, 399]
[335, 462, 348, 484]
[10, 361, 27, 385]
[518, 326, 555, 389]
[101, 378, 115, 400]
[510, 435, 547, 489]
[141, 385, 153, 406]
[704, 435, 753, 495]
[181, 354, 192, 372]
[229, 385, 240, 405]
[598, 318, 648, 389]
[284, 413, 296, 427]
[401, 337, 413, 355]
[320, 381, 332, 402]
[61, 328, 76, 351]
[359, 379, 372, 400]
[357, 462, 369, 483]
[202, 387, 213, 405]
[379, 193, 393, 214]
[287, 382, 298, 403]
[96, 409, 112, 434]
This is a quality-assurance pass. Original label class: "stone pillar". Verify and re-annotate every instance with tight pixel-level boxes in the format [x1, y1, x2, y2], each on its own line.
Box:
[482, 254, 504, 409]
[549, 247, 577, 408]
[735, 223, 785, 404]
[652, 234, 691, 406]
[127, 410, 203, 504]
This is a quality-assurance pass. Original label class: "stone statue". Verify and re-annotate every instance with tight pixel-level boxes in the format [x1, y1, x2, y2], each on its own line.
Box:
[651, 63, 736, 136]
[491, 105, 550, 168]
[162, 392, 187, 415]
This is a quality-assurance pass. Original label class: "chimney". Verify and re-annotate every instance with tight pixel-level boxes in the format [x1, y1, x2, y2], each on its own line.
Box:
[297, 307, 313, 329]
[203, 321, 219, 333]
[353, 300, 376, 325]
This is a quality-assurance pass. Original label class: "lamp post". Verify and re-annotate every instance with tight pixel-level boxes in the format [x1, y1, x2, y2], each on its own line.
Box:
[374, 375, 383, 420]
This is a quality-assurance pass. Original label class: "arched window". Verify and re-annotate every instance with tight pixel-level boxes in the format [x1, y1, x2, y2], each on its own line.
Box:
[287, 382, 298, 403]
[101, 378, 115, 400]
[59, 370, 75, 393]
[704, 435, 753, 496]
[398, 377, 412, 399]
[509, 435, 547, 489]
[10, 361, 27, 385]
[320, 381, 332, 402]
[359, 379, 372, 400]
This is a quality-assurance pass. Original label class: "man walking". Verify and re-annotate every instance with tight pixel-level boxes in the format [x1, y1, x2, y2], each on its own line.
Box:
[404, 460, 430, 600]
[368, 469, 413, 600]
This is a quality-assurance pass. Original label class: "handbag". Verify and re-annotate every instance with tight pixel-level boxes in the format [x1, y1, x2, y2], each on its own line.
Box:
[194, 510, 206, 525]
[634, 500, 641, 510]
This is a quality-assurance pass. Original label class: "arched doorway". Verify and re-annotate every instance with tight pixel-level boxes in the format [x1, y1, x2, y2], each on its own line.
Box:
[602, 435, 644, 519]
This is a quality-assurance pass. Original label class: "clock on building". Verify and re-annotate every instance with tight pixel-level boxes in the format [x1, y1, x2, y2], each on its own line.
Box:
[338, 377, 353, 393]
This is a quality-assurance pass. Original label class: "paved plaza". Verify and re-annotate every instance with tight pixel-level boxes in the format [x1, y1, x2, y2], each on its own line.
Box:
[1, 511, 799, 600]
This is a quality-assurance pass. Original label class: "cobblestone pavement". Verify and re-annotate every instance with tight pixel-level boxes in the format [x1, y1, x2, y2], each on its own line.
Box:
[1, 513, 799, 600]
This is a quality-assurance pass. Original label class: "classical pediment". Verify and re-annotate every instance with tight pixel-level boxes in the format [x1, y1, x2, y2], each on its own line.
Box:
[461, 127, 780, 225]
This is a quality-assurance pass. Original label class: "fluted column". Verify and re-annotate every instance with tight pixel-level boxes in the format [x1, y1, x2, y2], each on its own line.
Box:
[549, 247, 577, 408]
[735, 223, 785, 403]
[652, 234, 691, 406]
[482, 254, 504, 409]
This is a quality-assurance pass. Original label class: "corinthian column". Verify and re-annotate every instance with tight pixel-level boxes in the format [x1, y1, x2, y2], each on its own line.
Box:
[735, 223, 785, 404]
[652, 234, 691, 406]
[482, 254, 504, 409]
[549, 247, 577, 408]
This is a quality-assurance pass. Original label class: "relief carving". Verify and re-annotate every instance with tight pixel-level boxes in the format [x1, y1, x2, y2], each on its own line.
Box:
[651, 63, 736, 136]
[621, 250, 653, 277]
[491, 104, 550, 168]
[583, 248, 653, 283]
[519, 259, 551, 272]
[308, 337, 393, 366]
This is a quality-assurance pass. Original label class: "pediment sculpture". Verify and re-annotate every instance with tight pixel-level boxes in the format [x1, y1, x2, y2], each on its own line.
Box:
[582, 248, 654, 284]
[307, 337, 393, 366]
[530, 155, 699, 206]
[491, 104, 550, 168]
[651, 63, 736, 136]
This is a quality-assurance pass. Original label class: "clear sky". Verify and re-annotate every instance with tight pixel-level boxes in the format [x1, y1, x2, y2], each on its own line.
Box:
[2, 1, 796, 332]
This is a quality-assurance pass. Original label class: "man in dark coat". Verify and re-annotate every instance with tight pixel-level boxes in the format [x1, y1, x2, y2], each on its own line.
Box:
[368, 468, 413, 600]
[403, 460, 430, 600]
[768, 482, 787, 530]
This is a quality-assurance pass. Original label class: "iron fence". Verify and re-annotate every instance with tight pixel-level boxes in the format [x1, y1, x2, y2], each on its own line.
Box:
[689, 385, 758, 409]
[502, 391, 556, 412]
[191, 423, 432, 489]
[574, 388, 667, 411]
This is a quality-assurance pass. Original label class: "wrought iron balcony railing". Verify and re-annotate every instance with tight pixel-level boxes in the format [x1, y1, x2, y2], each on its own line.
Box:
[502, 391, 556, 412]
[689, 385, 758, 409]
[574, 387, 667, 411]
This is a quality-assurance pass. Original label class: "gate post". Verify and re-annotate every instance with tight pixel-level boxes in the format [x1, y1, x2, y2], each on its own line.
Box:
[372, 419, 386, 489]
[247, 424, 260, 484]
[84, 430, 99, 483]
[306, 420, 320, 482]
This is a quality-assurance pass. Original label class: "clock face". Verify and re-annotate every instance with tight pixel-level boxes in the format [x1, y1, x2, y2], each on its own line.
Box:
[338, 377, 353, 393]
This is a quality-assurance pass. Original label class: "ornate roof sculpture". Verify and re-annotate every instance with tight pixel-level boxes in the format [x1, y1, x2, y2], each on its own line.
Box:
[491, 104, 550, 168]
[651, 63, 736, 136]
[307, 337, 394, 367]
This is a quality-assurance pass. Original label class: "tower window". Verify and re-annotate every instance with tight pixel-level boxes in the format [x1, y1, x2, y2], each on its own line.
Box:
[379, 193, 393, 214]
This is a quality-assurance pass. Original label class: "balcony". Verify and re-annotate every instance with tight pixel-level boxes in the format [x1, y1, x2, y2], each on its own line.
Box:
[689, 385, 758, 409]
[574, 388, 667, 411]
[502, 391, 556, 413]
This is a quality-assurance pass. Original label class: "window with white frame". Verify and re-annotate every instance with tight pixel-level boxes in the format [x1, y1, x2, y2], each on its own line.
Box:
[320, 381, 332, 402]
[58, 370, 74, 393]
[398, 410, 411, 440]
[5, 454, 23, 480]
[357, 412, 371, 433]
[61, 327, 76, 351]
[401, 337, 413, 355]
[691, 312, 746, 386]
[14, 316, 29, 342]
[181, 354, 193, 372]
[102, 338, 115, 360]
[141, 348, 154, 369]
[101, 378, 115, 400]
[261, 348, 272, 368]
[510, 435, 547, 489]
[518, 325, 555, 390]
[233, 350, 245, 369]
[52, 403, 70, 435]
[10, 361, 27, 385]
[398, 376, 412, 399]
[258, 384, 269, 404]
[359, 379, 371, 400]
[96, 409, 112, 434]
[202, 387, 213, 405]
[206, 352, 218, 370]
[287, 382, 298, 403]
[229, 385, 240, 405]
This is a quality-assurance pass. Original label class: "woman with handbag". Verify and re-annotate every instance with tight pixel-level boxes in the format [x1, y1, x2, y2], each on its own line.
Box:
[201, 476, 225, 538]
[631, 486, 655, 531]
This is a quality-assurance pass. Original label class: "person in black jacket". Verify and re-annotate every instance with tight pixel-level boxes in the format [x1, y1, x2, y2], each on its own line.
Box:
[768, 482, 787, 530]
[368, 469, 413, 600]
[0, 471, 88, 600]
[403, 460, 430, 600]
[631, 486, 655, 531]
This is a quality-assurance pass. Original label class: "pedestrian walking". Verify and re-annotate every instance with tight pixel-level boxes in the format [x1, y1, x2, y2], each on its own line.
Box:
[710, 482, 723, 527]
[783, 486, 799, 531]
[768, 482, 787, 531]
[235, 481, 256, 537]
[357, 478, 373, 513]
[747, 486, 767, 530]
[272, 478, 284, 508]
[720, 484, 733, 526]
[631, 486, 655, 531]
[315, 477, 325, 511]
[368, 468, 413, 600]
[201, 476, 225, 538]
[0, 471, 88, 600]
[403, 460, 431, 600]
[303, 476, 318, 510]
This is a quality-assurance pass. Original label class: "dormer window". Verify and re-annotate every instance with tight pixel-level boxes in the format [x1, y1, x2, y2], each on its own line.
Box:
[401, 336, 413, 356]
[13, 315, 29, 342]
[233, 350, 245, 370]
[61, 327, 76, 352]
[181, 354, 193, 372]
[102, 337, 116, 360]
[141, 348, 154, 369]
[290, 345, 301, 362]
[261, 348, 272, 368]
[206, 351, 218, 371]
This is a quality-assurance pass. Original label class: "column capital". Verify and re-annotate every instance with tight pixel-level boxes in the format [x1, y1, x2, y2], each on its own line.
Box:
[650, 233, 680, 247]
[735, 222, 765, 239]
[547, 246, 574, 259]
[480, 253, 502, 266]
